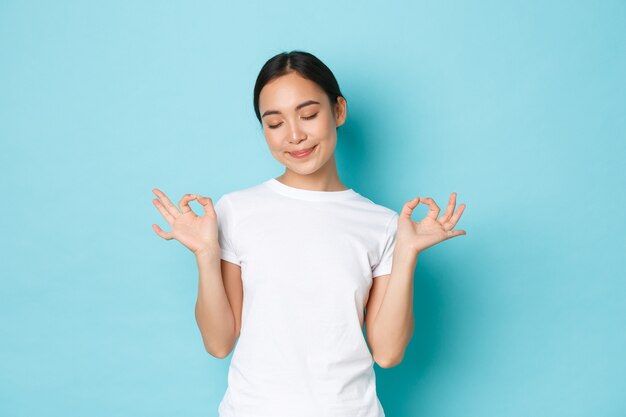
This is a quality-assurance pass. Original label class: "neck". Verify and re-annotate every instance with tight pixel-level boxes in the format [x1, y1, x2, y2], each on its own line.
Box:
[277, 155, 348, 192]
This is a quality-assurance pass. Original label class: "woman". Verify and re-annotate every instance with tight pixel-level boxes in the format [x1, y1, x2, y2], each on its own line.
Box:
[151, 50, 466, 417]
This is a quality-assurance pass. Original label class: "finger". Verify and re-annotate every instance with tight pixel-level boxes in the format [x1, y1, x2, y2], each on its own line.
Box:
[400, 197, 421, 219]
[438, 192, 457, 224]
[178, 194, 197, 214]
[420, 197, 440, 220]
[152, 223, 173, 240]
[447, 229, 466, 237]
[152, 188, 181, 219]
[196, 195, 215, 216]
[444, 203, 466, 230]
[152, 198, 175, 225]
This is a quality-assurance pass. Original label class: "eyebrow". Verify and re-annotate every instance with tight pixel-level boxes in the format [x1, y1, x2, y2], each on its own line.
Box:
[261, 100, 321, 118]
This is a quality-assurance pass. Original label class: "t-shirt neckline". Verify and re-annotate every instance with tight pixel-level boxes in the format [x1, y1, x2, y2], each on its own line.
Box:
[264, 178, 359, 202]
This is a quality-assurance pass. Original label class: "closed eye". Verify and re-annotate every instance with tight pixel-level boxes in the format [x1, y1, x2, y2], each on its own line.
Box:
[267, 113, 318, 129]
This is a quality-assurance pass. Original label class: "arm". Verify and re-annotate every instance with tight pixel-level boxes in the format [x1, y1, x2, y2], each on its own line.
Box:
[366, 248, 417, 368]
[150, 189, 242, 359]
[194, 246, 240, 359]
[366, 192, 467, 368]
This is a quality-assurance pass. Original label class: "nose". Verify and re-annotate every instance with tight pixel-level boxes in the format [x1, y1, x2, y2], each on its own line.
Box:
[288, 122, 307, 143]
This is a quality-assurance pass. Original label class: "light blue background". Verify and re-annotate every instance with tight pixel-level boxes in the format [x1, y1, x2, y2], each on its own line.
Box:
[1, 1, 624, 416]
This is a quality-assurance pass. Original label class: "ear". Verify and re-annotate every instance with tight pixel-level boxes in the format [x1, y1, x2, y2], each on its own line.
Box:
[334, 96, 347, 127]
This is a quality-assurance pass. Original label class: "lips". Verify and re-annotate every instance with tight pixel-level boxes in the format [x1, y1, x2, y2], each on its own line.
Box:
[289, 145, 317, 158]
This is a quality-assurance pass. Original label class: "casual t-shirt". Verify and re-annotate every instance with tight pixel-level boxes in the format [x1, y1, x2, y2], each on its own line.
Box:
[213, 177, 399, 417]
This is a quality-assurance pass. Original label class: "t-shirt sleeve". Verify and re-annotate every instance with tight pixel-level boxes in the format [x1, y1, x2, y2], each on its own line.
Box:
[213, 194, 241, 266]
[371, 212, 399, 278]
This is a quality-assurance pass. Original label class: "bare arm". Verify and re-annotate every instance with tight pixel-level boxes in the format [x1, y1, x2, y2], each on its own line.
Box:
[365, 248, 416, 368]
[194, 247, 239, 358]
[151, 189, 242, 359]
[366, 193, 466, 368]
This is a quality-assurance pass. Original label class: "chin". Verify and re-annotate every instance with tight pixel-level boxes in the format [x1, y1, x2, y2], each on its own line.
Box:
[282, 164, 318, 176]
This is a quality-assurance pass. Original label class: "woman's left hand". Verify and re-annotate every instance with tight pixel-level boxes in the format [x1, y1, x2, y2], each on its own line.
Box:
[396, 192, 467, 256]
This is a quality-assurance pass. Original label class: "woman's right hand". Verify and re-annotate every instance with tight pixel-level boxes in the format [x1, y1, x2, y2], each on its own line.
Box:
[151, 188, 219, 256]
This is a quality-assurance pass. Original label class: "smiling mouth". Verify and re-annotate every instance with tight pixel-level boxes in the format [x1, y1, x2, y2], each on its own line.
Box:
[289, 144, 317, 158]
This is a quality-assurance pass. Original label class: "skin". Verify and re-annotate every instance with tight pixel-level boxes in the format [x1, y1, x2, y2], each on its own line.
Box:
[258, 70, 349, 191]
[150, 69, 468, 366]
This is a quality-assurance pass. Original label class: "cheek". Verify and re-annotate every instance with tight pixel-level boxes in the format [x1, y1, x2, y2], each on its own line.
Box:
[265, 132, 284, 152]
[317, 114, 336, 133]
[300, 114, 333, 135]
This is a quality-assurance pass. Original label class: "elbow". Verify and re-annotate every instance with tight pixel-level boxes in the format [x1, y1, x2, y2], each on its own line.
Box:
[213, 351, 231, 360]
[203, 338, 235, 359]
[205, 333, 239, 359]
[370, 341, 406, 369]
[374, 353, 403, 368]
[206, 345, 232, 359]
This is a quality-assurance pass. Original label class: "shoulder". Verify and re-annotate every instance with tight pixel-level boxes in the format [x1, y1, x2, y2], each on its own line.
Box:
[215, 180, 274, 221]
[219, 180, 269, 205]
[335, 193, 399, 241]
[348, 193, 398, 224]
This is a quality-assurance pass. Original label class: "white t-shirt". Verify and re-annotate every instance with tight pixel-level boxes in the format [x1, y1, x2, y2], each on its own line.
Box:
[214, 177, 398, 417]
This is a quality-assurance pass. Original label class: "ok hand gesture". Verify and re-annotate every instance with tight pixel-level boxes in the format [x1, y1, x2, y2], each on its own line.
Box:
[396, 192, 467, 256]
[151, 188, 219, 256]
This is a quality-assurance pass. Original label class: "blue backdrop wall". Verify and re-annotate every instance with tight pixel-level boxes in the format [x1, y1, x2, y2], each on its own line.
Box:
[1, 1, 624, 416]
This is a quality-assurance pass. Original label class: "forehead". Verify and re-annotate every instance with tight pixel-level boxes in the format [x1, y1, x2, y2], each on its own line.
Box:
[259, 72, 327, 111]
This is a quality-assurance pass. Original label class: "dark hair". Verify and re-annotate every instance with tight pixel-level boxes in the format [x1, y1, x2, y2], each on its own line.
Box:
[253, 50, 346, 125]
